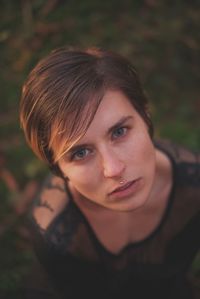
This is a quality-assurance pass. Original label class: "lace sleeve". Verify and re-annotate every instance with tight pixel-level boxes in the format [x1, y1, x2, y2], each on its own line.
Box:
[31, 174, 69, 233]
[28, 175, 108, 299]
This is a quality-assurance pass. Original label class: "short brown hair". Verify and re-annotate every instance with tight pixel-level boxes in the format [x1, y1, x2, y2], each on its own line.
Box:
[20, 47, 153, 174]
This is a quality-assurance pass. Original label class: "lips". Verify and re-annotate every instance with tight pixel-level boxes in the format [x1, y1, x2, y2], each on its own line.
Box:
[110, 181, 135, 194]
[108, 178, 141, 199]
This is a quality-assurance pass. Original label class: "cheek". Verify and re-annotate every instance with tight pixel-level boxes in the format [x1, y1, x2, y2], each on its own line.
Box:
[66, 166, 88, 183]
[140, 136, 156, 176]
[70, 172, 101, 200]
[64, 164, 100, 191]
[140, 134, 155, 163]
[125, 131, 155, 167]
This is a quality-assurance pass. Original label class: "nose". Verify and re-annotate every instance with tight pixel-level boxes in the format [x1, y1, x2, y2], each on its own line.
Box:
[101, 149, 125, 178]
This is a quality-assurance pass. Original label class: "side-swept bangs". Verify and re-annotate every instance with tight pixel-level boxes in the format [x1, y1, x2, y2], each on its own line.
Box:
[20, 47, 153, 175]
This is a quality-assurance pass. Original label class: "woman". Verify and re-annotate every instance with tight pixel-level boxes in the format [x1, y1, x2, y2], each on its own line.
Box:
[20, 47, 200, 299]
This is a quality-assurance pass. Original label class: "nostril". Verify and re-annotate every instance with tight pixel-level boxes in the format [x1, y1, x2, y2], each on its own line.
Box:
[103, 159, 125, 178]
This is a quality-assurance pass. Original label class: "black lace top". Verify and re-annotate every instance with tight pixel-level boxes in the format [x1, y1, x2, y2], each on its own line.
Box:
[29, 139, 200, 299]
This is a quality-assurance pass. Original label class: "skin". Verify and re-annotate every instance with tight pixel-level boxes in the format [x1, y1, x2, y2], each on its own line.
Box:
[59, 90, 163, 213]
[35, 89, 172, 252]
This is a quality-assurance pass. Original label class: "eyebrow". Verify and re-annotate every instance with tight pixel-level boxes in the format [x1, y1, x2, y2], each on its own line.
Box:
[66, 115, 133, 156]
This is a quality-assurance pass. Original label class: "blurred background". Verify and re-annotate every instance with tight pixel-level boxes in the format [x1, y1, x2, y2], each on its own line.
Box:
[0, 0, 200, 298]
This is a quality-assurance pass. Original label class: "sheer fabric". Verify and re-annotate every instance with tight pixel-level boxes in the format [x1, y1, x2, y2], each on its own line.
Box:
[28, 139, 200, 299]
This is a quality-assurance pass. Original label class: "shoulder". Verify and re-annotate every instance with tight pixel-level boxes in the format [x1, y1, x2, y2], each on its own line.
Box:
[155, 139, 200, 187]
[155, 140, 200, 245]
[30, 174, 70, 233]
[29, 174, 86, 255]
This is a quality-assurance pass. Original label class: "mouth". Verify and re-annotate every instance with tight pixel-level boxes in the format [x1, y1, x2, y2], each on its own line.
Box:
[108, 178, 141, 200]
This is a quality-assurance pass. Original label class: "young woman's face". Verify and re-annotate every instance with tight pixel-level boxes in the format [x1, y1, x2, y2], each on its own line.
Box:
[59, 90, 156, 212]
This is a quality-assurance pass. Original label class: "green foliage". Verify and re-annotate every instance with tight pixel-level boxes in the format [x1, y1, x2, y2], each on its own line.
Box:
[0, 0, 199, 296]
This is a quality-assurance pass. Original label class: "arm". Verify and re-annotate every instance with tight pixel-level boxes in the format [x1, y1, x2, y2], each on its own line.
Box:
[25, 174, 68, 298]
[28, 174, 108, 299]
[31, 174, 69, 232]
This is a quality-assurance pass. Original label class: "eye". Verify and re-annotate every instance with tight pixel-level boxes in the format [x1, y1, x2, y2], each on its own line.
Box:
[71, 148, 91, 161]
[112, 127, 128, 139]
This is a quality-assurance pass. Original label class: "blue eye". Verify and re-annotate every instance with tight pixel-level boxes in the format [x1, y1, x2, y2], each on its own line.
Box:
[71, 148, 90, 161]
[112, 127, 127, 139]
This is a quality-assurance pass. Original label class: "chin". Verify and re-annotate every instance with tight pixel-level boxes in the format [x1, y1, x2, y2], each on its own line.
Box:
[109, 195, 149, 212]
